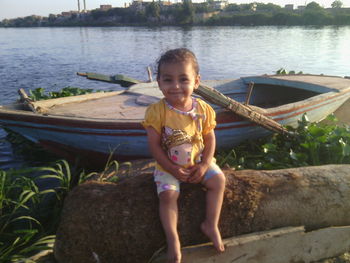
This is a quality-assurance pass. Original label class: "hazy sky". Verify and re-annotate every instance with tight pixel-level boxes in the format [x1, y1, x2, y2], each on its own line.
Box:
[1, 0, 349, 20]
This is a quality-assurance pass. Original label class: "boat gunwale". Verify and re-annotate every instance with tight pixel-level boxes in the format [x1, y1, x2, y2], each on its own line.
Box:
[1, 89, 349, 131]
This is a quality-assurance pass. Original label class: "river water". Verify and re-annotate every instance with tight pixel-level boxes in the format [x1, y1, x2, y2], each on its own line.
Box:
[1, 26, 350, 169]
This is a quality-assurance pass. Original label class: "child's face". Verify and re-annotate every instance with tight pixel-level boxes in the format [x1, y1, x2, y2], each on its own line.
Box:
[157, 61, 200, 109]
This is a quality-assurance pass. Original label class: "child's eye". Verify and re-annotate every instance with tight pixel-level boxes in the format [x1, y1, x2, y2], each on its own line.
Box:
[181, 78, 189, 82]
[187, 152, 191, 156]
[174, 150, 178, 155]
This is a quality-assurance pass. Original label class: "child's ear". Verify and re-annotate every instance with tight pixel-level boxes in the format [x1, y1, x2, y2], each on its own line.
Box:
[194, 74, 201, 90]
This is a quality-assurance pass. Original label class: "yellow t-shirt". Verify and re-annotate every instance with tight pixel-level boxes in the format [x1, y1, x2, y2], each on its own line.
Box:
[142, 98, 216, 171]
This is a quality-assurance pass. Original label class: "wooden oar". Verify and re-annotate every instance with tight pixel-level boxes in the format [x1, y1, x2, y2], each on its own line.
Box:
[77, 72, 291, 135]
[195, 84, 291, 136]
[76, 72, 140, 87]
[18, 88, 37, 113]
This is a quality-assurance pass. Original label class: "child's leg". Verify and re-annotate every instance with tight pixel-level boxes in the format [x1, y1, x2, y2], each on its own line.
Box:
[159, 190, 181, 263]
[201, 171, 226, 252]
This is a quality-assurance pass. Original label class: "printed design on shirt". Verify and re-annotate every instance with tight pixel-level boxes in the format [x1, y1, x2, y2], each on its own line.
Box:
[161, 126, 194, 167]
[164, 98, 205, 133]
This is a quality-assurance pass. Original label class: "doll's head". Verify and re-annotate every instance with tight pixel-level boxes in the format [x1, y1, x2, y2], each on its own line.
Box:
[162, 127, 194, 167]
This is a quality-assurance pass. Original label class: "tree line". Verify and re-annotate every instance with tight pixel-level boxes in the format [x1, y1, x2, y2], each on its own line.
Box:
[1, 0, 349, 27]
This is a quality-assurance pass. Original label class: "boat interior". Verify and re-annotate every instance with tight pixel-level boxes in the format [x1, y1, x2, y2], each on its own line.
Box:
[244, 84, 320, 108]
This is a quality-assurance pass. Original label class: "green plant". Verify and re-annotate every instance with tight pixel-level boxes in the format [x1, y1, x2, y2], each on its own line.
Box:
[0, 159, 98, 261]
[38, 159, 96, 193]
[217, 114, 350, 170]
[276, 68, 303, 75]
[28, 86, 96, 101]
[95, 150, 132, 183]
[0, 169, 55, 261]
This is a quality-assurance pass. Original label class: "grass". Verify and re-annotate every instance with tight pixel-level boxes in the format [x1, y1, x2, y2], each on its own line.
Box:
[0, 149, 132, 262]
[0, 167, 57, 262]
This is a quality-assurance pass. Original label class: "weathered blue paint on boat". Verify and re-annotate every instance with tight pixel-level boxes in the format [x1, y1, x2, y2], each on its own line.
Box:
[0, 74, 349, 165]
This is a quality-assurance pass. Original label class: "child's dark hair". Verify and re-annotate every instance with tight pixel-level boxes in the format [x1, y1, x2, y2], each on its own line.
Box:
[156, 48, 199, 80]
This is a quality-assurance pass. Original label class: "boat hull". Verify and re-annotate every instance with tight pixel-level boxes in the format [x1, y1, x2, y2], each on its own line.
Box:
[1, 75, 350, 165]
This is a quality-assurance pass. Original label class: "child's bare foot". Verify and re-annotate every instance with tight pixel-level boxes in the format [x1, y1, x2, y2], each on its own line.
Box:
[167, 239, 182, 263]
[201, 221, 225, 252]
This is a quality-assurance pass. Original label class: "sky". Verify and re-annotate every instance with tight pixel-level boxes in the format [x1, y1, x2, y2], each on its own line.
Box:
[0, 0, 349, 20]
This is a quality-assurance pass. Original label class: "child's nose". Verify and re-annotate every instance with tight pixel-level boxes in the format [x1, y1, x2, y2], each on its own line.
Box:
[173, 80, 180, 88]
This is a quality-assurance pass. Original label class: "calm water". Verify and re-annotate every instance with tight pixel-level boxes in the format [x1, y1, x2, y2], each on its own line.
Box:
[1, 26, 350, 169]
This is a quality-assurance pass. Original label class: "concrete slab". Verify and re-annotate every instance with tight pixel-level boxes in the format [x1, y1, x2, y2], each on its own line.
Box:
[150, 226, 350, 263]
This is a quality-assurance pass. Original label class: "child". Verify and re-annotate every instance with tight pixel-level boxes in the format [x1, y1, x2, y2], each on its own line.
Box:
[142, 48, 226, 263]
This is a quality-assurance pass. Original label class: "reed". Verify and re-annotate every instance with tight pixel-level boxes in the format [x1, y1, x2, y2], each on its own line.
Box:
[0, 159, 98, 261]
[0, 149, 131, 261]
[0, 168, 55, 261]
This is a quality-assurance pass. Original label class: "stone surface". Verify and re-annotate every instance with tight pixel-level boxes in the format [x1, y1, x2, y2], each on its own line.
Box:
[54, 164, 350, 263]
[151, 226, 350, 263]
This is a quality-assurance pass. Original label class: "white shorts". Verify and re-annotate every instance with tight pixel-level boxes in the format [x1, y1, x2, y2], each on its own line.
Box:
[154, 162, 223, 194]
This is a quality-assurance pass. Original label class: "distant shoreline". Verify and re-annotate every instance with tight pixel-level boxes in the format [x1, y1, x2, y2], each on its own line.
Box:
[1, 2, 350, 27]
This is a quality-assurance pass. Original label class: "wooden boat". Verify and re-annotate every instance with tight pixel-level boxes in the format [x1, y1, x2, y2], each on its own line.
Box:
[0, 74, 349, 165]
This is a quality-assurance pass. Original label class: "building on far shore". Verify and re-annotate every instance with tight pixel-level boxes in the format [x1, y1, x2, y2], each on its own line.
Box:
[284, 4, 294, 10]
[129, 0, 173, 12]
[61, 11, 79, 16]
[210, 0, 229, 10]
[100, 5, 113, 10]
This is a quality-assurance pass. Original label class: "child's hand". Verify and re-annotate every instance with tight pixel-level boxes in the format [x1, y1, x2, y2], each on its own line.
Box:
[172, 166, 191, 182]
[188, 163, 209, 184]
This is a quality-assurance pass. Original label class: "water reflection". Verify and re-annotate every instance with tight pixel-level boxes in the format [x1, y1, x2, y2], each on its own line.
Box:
[0, 128, 24, 170]
[1, 26, 350, 101]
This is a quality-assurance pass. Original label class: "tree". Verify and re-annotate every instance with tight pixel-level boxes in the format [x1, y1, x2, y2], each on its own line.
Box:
[194, 2, 211, 13]
[0, 19, 10, 27]
[305, 1, 323, 11]
[331, 0, 343, 8]
[176, 0, 195, 25]
[48, 14, 57, 23]
[240, 3, 255, 11]
[146, 1, 160, 21]
[255, 3, 282, 12]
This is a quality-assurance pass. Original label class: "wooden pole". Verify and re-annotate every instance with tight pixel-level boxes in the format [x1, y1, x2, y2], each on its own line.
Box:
[147, 67, 153, 82]
[195, 83, 292, 136]
[245, 81, 254, 105]
[18, 88, 37, 113]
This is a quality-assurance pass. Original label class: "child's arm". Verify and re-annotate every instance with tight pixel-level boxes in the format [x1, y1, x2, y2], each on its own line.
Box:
[146, 126, 191, 182]
[188, 130, 216, 184]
